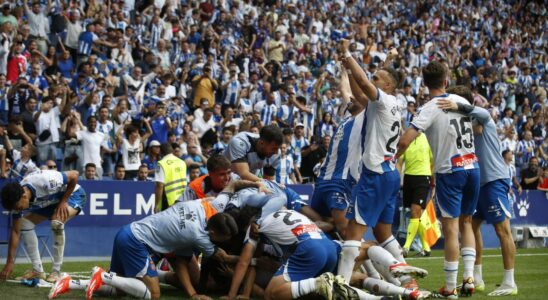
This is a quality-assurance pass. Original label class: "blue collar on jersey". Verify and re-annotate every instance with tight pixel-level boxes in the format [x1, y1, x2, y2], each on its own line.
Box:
[430, 93, 449, 99]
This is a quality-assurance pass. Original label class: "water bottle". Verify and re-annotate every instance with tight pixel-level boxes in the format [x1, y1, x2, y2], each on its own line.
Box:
[20, 277, 40, 287]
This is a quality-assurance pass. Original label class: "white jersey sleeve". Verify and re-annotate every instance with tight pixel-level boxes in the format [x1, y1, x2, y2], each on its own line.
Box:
[411, 94, 478, 174]
[21, 170, 77, 209]
[361, 89, 402, 173]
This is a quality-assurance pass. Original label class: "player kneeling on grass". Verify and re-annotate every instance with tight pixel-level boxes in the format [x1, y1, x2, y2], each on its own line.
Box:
[0, 170, 85, 283]
[223, 209, 429, 300]
[48, 199, 238, 300]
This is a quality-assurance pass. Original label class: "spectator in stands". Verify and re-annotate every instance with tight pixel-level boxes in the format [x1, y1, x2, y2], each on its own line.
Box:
[75, 115, 107, 178]
[300, 135, 330, 182]
[134, 164, 152, 182]
[184, 142, 208, 175]
[114, 164, 125, 181]
[116, 122, 152, 180]
[188, 165, 201, 182]
[213, 127, 234, 152]
[148, 102, 172, 145]
[192, 107, 215, 139]
[81, 163, 97, 180]
[42, 160, 57, 171]
[192, 64, 217, 108]
[96, 106, 116, 178]
[521, 157, 541, 190]
[34, 96, 62, 165]
[537, 167, 548, 191]
[142, 140, 162, 177]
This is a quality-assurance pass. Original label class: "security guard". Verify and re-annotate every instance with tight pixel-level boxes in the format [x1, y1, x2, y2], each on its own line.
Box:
[154, 143, 187, 212]
[396, 132, 434, 256]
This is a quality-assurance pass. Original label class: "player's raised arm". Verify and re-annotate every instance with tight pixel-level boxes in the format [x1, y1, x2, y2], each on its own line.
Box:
[339, 39, 378, 103]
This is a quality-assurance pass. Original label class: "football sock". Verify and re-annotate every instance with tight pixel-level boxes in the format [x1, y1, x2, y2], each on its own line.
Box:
[380, 235, 406, 263]
[444, 260, 459, 291]
[417, 220, 431, 252]
[368, 246, 401, 286]
[51, 220, 65, 272]
[291, 278, 316, 298]
[157, 270, 168, 283]
[461, 247, 476, 279]
[20, 218, 43, 273]
[403, 218, 420, 250]
[474, 264, 483, 284]
[102, 272, 151, 299]
[502, 269, 516, 287]
[362, 259, 381, 279]
[337, 240, 361, 283]
[363, 277, 407, 296]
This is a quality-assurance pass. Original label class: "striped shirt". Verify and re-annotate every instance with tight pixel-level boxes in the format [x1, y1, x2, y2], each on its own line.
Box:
[318, 109, 366, 182]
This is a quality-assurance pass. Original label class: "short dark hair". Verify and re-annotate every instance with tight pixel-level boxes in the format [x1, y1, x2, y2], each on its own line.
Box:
[383, 67, 402, 89]
[1, 182, 24, 210]
[189, 164, 201, 171]
[160, 143, 173, 156]
[115, 164, 125, 171]
[259, 125, 284, 145]
[502, 149, 512, 157]
[263, 166, 276, 177]
[85, 163, 96, 169]
[207, 213, 238, 237]
[206, 154, 231, 172]
[447, 85, 474, 104]
[422, 61, 448, 90]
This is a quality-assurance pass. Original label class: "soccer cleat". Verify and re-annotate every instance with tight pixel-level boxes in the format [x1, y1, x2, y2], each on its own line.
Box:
[46, 270, 61, 283]
[15, 269, 46, 280]
[86, 266, 104, 300]
[487, 284, 518, 296]
[389, 263, 428, 278]
[406, 288, 432, 300]
[332, 275, 360, 300]
[431, 287, 458, 299]
[48, 273, 71, 299]
[315, 272, 335, 300]
[402, 278, 419, 291]
[415, 250, 431, 257]
[460, 277, 475, 297]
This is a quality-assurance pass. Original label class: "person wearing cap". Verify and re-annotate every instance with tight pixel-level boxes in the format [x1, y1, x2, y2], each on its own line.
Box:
[154, 143, 188, 212]
[290, 122, 310, 172]
[142, 140, 161, 176]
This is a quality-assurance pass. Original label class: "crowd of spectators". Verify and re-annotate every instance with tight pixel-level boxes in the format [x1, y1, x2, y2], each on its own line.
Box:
[0, 0, 545, 188]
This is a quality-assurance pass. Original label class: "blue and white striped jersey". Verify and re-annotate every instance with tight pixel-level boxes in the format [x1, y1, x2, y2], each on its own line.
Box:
[318, 109, 366, 182]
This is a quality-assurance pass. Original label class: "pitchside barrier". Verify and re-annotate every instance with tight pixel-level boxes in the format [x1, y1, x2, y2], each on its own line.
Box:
[0, 180, 547, 258]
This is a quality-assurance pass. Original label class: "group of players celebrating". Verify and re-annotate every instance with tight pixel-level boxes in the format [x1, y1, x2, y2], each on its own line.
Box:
[0, 39, 518, 300]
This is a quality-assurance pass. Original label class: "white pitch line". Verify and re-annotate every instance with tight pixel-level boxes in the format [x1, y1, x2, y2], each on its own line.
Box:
[406, 252, 548, 260]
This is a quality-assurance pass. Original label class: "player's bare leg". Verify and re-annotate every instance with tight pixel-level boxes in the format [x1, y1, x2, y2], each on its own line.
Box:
[472, 218, 485, 291]
[489, 218, 517, 296]
[459, 215, 476, 296]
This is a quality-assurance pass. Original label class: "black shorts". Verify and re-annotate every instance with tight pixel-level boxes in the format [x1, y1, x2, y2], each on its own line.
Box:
[402, 174, 431, 209]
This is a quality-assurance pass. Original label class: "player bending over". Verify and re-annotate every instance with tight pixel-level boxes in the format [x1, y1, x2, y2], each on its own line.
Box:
[0, 170, 86, 283]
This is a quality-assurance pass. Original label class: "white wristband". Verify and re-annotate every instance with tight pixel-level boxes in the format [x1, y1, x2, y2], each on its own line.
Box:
[344, 51, 352, 59]
[250, 258, 257, 266]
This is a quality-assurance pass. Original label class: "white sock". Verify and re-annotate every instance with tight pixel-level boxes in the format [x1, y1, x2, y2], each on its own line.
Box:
[363, 277, 408, 296]
[368, 246, 400, 277]
[349, 285, 383, 300]
[69, 279, 89, 290]
[102, 272, 151, 299]
[461, 247, 476, 279]
[51, 220, 65, 272]
[474, 264, 483, 283]
[290, 278, 316, 298]
[502, 269, 515, 287]
[337, 240, 361, 283]
[20, 219, 43, 273]
[444, 260, 459, 291]
[157, 270, 168, 284]
[71, 279, 117, 296]
[362, 259, 381, 279]
[380, 236, 406, 263]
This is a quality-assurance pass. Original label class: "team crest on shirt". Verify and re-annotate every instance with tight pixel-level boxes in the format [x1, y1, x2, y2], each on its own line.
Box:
[391, 106, 397, 116]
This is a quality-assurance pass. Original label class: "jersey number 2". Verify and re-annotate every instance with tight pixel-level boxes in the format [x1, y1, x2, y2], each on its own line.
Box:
[386, 121, 401, 154]
[450, 117, 473, 149]
[273, 211, 302, 225]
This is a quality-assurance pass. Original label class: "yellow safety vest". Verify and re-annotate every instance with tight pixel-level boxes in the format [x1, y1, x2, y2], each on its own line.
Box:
[157, 154, 187, 210]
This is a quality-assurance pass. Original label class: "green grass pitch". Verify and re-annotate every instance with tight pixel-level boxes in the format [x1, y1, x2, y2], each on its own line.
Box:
[1, 248, 547, 299]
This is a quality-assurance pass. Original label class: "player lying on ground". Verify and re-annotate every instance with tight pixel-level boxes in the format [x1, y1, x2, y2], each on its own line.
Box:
[437, 86, 518, 296]
[0, 170, 86, 283]
[224, 209, 429, 300]
[48, 198, 239, 300]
